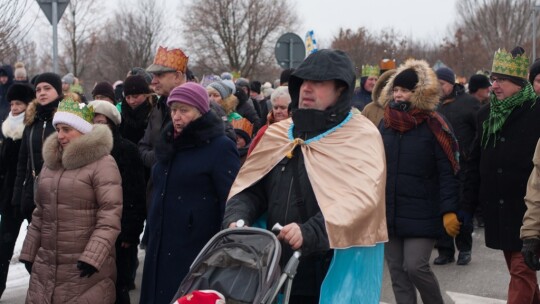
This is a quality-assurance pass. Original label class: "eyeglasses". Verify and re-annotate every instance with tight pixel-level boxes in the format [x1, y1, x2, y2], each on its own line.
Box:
[490, 76, 508, 84]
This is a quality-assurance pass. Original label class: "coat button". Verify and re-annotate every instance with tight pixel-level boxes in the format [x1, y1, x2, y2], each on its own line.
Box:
[497, 168, 503, 173]
[499, 199, 504, 204]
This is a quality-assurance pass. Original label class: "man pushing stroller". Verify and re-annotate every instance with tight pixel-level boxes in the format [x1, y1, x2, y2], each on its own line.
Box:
[223, 49, 388, 303]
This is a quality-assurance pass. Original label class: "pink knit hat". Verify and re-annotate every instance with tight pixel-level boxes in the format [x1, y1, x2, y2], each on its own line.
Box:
[167, 82, 210, 114]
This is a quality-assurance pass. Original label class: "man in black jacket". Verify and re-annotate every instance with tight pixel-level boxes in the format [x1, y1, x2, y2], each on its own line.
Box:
[434, 67, 481, 266]
[223, 50, 387, 303]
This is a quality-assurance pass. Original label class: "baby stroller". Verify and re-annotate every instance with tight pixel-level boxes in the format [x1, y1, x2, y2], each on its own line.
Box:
[170, 224, 301, 304]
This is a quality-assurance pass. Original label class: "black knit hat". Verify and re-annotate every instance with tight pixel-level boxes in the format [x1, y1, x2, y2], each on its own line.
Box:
[529, 59, 540, 84]
[250, 81, 262, 94]
[7, 83, 35, 104]
[124, 75, 151, 96]
[436, 67, 455, 84]
[280, 68, 295, 85]
[92, 81, 116, 102]
[393, 68, 418, 91]
[468, 74, 491, 93]
[35, 72, 62, 96]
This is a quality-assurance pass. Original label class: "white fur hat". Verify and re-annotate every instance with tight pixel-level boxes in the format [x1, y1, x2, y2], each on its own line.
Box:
[88, 100, 122, 126]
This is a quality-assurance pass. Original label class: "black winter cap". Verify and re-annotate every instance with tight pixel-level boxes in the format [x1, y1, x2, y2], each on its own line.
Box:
[393, 68, 419, 91]
[92, 81, 116, 102]
[529, 59, 540, 84]
[7, 83, 35, 104]
[124, 75, 151, 96]
[468, 74, 491, 93]
[34, 72, 62, 96]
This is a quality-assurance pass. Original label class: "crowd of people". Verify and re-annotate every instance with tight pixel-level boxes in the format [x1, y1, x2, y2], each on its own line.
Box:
[1, 43, 540, 304]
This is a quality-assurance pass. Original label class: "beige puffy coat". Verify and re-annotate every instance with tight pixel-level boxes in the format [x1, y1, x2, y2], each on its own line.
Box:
[521, 139, 540, 240]
[20, 124, 122, 304]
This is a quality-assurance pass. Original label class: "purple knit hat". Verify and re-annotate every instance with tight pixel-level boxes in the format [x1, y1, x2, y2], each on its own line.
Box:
[167, 82, 210, 114]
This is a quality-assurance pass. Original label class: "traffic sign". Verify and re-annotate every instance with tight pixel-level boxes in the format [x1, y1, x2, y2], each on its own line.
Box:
[275, 33, 306, 69]
[36, 0, 69, 25]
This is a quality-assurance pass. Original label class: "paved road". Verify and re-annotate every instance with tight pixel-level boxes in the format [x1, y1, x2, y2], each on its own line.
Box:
[2, 226, 535, 303]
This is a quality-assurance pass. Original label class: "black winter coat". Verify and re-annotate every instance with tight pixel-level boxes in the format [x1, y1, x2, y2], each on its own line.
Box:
[235, 88, 262, 132]
[0, 137, 22, 215]
[110, 131, 146, 244]
[463, 98, 540, 251]
[138, 95, 170, 168]
[12, 99, 60, 219]
[223, 150, 332, 297]
[438, 89, 480, 159]
[380, 121, 460, 238]
[120, 97, 154, 146]
[140, 111, 240, 304]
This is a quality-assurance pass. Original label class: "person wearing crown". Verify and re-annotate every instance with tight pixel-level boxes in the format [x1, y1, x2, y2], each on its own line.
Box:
[19, 98, 123, 303]
[463, 47, 540, 303]
[139, 46, 189, 168]
[352, 64, 379, 111]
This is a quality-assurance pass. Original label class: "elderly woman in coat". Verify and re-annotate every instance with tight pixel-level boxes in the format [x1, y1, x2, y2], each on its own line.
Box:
[139, 82, 240, 304]
[19, 98, 123, 304]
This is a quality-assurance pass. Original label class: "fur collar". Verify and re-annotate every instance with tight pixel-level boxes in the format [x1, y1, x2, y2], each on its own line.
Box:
[23, 99, 38, 126]
[381, 59, 440, 111]
[1, 112, 25, 140]
[42, 124, 113, 170]
[371, 69, 397, 108]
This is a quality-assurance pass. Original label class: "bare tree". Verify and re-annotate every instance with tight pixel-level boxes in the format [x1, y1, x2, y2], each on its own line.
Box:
[92, 0, 166, 81]
[182, 0, 298, 78]
[455, 0, 538, 60]
[331, 27, 413, 76]
[0, 0, 32, 60]
[59, 0, 102, 78]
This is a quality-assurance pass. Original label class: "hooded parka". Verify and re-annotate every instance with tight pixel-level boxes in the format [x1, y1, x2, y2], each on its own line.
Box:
[19, 124, 122, 304]
[379, 60, 460, 238]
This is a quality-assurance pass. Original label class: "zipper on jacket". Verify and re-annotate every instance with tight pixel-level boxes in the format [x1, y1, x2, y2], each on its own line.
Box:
[42, 120, 47, 143]
[284, 175, 293, 224]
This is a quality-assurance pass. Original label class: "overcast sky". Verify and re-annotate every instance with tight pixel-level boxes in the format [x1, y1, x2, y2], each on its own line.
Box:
[28, 0, 459, 49]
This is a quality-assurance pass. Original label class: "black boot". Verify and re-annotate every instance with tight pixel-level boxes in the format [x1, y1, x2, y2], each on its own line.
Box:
[457, 251, 471, 265]
[433, 255, 455, 265]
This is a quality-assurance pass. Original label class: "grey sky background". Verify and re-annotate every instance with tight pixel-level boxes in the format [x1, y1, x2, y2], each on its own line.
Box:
[27, 0, 459, 50]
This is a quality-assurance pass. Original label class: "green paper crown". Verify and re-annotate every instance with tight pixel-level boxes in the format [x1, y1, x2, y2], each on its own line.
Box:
[491, 48, 529, 79]
[361, 64, 380, 77]
[57, 97, 94, 123]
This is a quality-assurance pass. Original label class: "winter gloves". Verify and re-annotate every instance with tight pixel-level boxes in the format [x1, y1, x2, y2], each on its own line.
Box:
[77, 261, 98, 278]
[443, 212, 461, 238]
[522, 238, 540, 271]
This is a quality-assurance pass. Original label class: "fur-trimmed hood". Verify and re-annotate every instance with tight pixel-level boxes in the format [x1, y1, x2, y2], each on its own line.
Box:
[371, 69, 397, 108]
[23, 99, 39, 125]
[381, 59, 440, 111]
[42, 124, 113, 170]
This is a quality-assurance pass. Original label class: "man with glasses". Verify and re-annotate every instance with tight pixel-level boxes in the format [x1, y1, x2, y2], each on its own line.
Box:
[138, 46, 188, 167]
[463, 47, 540, 304]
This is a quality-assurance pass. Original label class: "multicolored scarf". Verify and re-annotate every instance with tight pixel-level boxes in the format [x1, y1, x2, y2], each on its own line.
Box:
[481, 83, 536, 148]
[383, 101, 460, 174]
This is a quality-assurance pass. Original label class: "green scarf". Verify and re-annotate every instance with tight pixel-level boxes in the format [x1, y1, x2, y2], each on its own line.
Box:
[481, 83, 536, 148]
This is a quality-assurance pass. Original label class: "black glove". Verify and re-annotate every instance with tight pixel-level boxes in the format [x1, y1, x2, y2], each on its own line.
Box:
[77, 261, 98, 278]
[21, 260, 33, 274]
[521, 238, 540, 271]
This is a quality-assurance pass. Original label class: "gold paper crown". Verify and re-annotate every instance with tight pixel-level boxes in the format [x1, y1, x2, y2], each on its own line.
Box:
[491, 48, 529, 79]
[57, 97, 94, 123]
[154, 46, 189, 73]
[231, 118, 253, 138]
[379, 58, 396, 71]
[361, 65, 380, 77]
